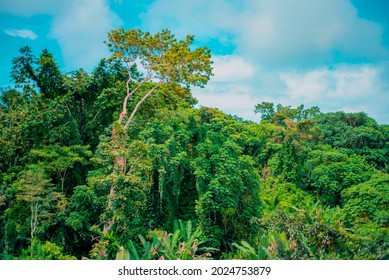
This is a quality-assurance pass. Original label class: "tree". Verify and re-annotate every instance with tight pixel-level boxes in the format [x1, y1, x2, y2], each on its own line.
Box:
[15, 168, 51, 240]
[254, 103, 321, 184]
[255, 102, 320, 126]
[11, 47, 65, 99]
[62, 60, 130, 150]
[102, 28, 213, 235]
[316, 112, 389, 170]
[192, 108, 262, 250]
[106, 28, 212, 130]
[342, 173, 389, 227]
[0, 89, 26, 171]
[19, 240, 76, 260]
[304, 148, 374, 206]
[13, 166, 64, 257]
[30, 145, 91, 192]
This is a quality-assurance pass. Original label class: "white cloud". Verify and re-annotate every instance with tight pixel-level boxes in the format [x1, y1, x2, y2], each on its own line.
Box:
[194, 88, 260, 121]
[140, 0, 387, 68]
[140, 0, 389, 123]
[4, 28, 37, 40]
[280, 65, 381, 102]
[194, 60, 389, 123]
[211, 55, 255, 82]
[235, 0, 387, 67]
[278, 64, 389, 123]
[50, 0, 122, 69]
[192, 54, 258, 120]
[1, 0, 121, 70]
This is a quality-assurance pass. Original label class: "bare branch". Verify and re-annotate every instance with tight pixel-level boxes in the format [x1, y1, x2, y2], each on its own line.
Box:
[118, 69, 151, 124]
[124, 79, 164, 129]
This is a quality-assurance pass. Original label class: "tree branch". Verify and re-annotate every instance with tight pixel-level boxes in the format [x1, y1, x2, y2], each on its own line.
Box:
[124, 79, 164, 129]
[118, 70, 151, 124]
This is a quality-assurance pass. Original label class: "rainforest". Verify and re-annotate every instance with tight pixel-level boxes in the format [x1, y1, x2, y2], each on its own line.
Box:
[0, 29, 388, 260]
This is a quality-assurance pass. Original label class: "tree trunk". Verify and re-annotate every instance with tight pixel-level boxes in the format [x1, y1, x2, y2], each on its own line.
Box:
[102, 80, 163, 237]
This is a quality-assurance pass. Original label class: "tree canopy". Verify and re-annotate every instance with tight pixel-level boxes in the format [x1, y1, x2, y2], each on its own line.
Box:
[0, 28, 388, 260]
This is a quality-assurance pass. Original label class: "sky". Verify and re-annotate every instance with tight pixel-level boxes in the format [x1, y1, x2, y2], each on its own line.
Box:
[1, 0, 389, 123]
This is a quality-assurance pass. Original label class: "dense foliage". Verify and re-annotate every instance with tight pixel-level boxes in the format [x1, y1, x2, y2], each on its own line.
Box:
[0, 29, 388, 260]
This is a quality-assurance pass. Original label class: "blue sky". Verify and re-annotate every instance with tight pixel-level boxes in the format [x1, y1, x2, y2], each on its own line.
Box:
[1, 0, 389, 123]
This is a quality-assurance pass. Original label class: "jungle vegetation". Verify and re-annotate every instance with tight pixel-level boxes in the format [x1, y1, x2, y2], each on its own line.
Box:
[0, 29, 388, 260]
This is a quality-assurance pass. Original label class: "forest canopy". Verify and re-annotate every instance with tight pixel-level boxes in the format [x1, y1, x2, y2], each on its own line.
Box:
[0, 28, 388, 260]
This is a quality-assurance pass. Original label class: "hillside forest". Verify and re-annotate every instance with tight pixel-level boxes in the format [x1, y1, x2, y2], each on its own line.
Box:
[0, 29, 388, 260]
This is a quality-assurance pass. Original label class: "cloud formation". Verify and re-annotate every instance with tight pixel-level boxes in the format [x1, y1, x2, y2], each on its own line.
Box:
[1, 0, 121, 70]
[2, 0, 389, 123]
[141, 0, 387, 68]
[234, 0, 387, 68]
[193, 54, 262, 121]
[278, 64, 389, 121]
[280, 65, 381, 102]
[211, 55, 255, 82]
[142, 0, 389, 123]
[50, 0, 122, 70]
[4, 28, 37, 40]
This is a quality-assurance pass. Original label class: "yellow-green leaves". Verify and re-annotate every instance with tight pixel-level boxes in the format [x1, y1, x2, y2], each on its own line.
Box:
[106, 28, 212, 128]
[106, 28, 212, 87]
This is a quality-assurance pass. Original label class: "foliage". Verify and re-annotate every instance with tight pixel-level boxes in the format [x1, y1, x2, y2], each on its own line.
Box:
[89, 137, 153, 248]
[255, 102, 321, 184]
[257, 204, 351, 259]
[260, 180, 315, 212]
[192, 108, 262, 250]
[30, 145, 91, 192]
[342, 173, 389, 227]
[14, 166, 63, 240]
[19, 239, 76, 260]
[304, 148, 374, 206]
[316, 112, 389, 169]
[347, 222, 388, 260]
[232, 232, 292, 260]
[1, 29, 387, 260]
[116, 220, 215, 260]
[255, 102, 320, 125]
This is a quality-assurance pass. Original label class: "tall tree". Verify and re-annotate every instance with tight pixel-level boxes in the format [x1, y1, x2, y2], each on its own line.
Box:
[11, 47, 65, 99]
[102, 28, 213, 235]
[14, 166, 63, 258]
[106, 28, 212, 131]
[30, 145, 91, 193]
